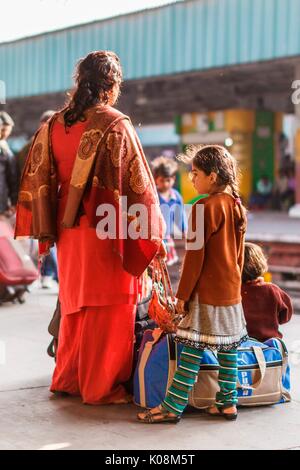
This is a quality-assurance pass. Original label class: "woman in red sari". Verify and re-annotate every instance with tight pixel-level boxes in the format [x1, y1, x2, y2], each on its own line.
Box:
[15, 51, 164, 405]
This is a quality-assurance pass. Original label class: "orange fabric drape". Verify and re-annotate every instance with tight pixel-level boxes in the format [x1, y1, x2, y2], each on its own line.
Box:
[50, 305, 136, 404]
[50, 119, 139, 403]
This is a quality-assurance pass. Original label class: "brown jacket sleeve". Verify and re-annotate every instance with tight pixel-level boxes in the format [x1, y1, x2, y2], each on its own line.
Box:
[176, 199, 223, 301]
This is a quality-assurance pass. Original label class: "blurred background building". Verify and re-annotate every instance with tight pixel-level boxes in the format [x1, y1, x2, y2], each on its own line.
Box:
[0, 0, 300, 207]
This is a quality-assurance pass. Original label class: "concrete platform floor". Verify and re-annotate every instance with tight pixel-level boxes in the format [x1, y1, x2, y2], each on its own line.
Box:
[0, 286, 299, 450]
[246, 211, 300, 242]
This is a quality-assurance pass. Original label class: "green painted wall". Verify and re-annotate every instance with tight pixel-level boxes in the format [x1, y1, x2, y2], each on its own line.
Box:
[252, 111, 275, 189]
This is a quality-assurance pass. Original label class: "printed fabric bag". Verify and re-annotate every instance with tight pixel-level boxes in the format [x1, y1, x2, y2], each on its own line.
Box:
[148, 258, 179, 333]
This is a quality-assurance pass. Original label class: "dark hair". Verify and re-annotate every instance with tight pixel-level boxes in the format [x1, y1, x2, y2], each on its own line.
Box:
[242, 242, 268, 282]
[64, 50, 123, 127]
[151, 156, 178, 178]
[179, 144, 247, 231]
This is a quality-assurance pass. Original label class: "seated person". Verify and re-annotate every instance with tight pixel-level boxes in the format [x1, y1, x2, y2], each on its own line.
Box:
[249, 175, 273, 210]
[272, 169, 289, 210]
[241, 242, 293, 342]
[273, 168, 295, 211]
[286, 168, 296, 207]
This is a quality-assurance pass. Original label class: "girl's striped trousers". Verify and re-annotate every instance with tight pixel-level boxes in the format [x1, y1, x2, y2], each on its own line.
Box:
[162, 346, 238, 416]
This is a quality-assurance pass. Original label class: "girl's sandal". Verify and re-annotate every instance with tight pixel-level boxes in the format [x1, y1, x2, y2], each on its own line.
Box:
[220, 408, 238, 421]
[205, 405, 238, 421]
[205, 405, 222, 416]
[137, 406, 181, 424]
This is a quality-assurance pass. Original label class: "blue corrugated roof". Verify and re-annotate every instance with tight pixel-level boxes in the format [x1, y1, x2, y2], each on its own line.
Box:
[1, 0, 300, 99]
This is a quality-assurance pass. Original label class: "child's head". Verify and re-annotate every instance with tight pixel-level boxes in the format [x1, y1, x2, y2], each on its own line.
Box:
[182, 145, 239, 196]
[242, 242, 268, 283]
[0, 111, 14, 140]
[152, 156, 178, 193]
[180, 144, 246, 230]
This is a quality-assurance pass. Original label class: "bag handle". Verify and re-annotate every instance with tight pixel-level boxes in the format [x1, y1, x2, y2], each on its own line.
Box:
[160, 258, 176, 302]
[237, 346, 267, 390]
[151, 257, 175, 303]
[272, 337, 289, 376]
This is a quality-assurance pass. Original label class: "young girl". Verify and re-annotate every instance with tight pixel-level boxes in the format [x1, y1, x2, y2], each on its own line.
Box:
[242, 242, 293, 342]
[138, 144, 248, 423]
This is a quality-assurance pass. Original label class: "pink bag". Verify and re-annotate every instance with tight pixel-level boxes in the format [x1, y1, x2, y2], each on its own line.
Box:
[0, 219, 38, 285]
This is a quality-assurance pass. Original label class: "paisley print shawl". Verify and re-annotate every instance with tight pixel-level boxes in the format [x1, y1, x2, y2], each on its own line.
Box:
[15, 105, 164, 276]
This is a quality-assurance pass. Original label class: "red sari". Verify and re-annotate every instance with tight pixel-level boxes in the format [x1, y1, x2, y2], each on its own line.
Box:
[50, 120, 138, 404]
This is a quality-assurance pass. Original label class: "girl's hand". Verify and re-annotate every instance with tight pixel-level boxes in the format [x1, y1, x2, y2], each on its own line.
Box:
[175, 298, 186, 316]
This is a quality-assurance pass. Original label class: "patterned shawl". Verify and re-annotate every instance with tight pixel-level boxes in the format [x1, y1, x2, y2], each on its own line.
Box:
[15, 105, 164, 276]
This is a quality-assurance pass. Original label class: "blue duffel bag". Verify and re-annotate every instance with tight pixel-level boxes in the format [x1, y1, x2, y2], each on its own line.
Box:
[134, 328, 291, 409]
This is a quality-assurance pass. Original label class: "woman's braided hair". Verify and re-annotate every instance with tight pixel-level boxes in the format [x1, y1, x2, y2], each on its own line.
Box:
[64, 50, 123, 127]
[179, 144, 247, 231]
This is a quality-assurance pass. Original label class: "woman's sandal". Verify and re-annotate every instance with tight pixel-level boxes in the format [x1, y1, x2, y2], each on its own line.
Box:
[205, 405, 238, 421]
[52, 390, 70, 397]
[137, 406, 181, 424]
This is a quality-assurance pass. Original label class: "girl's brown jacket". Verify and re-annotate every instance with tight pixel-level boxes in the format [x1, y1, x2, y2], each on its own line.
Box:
[176, 192, 246, 306]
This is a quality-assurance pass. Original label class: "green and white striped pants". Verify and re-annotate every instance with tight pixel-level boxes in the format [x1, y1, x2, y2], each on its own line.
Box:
[162, 346, 238, 416]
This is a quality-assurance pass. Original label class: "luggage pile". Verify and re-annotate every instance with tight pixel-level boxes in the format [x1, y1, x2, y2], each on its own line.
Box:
[0, 219, 38, 305]
[134, 328, 291, 409]
[46, 262, 292, 409]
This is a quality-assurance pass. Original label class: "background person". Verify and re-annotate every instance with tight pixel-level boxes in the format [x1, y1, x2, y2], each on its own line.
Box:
[0, 115, 18, 218]
[152, 156, 187, 266]
[17, 110, 55, 179]
[241, 242, 293, 342]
